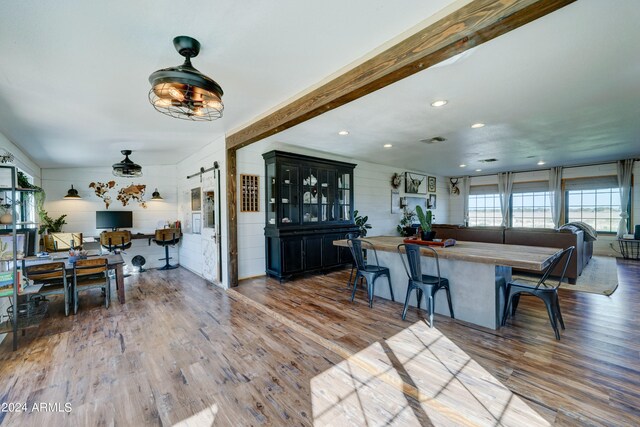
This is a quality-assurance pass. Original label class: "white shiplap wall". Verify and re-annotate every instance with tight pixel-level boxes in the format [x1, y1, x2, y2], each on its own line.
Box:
[447, 162, 640, 256]
[237, 140, 449, 280]
[40, 166, 180, 269]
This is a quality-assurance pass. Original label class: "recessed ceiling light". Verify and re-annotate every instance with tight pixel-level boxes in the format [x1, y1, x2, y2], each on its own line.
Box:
[383, 144, 392, 148]
[537, 160, 546, 165]
[459, 164, 466, 168]
[338, 130, 349, 136]
[471, 123, 485, 129]
[431, 100, 448, 107]
[475, 169, 482, 172]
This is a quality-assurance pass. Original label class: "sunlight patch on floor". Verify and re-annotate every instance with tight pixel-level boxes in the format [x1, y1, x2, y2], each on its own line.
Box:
[312, 321, 550, 426]
[172, 403, 218, 427]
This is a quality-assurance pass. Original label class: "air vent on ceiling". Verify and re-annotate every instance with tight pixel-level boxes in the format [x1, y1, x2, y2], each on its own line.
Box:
[479, 158, 498, 163]
[420, 136, 447, 144]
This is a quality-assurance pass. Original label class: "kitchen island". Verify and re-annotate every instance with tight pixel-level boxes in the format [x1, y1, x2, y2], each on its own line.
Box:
[334, 236, 562, 329]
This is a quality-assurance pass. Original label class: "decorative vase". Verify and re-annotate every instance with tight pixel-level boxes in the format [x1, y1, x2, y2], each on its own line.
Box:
[0, 213, 12, 224]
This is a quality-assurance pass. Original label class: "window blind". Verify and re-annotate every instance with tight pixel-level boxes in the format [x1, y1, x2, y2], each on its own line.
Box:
[564, 176, 618, 191]
[512, 181, 549, 193]
[469, 184, 498, 195]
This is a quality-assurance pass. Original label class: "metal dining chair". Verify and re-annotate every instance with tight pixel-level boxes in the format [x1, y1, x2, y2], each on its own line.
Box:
[345, 232, 360, 288]
[397, 243, 454, 327]
[73, 258, 110, 313]
[25, 262, 70, 316]
[501, 246, 575, 340]
[347, 238, 394, 308]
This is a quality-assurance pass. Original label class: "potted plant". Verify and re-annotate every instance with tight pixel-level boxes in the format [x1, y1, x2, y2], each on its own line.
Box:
[353, 210, 372, 237]
[38, 211, 67, 234]
[397, 208, 417, 237]
[416, 205, 435, 241]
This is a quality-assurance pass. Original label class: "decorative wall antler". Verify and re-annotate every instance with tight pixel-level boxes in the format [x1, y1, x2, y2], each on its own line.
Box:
[449, 178, 460, 195]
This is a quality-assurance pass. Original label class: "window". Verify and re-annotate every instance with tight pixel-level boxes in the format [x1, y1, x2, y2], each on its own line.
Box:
[468, 193, 502, 226]
[564, 176, 628, 233]
[566, 188, 621, 233]
[511, 191, 553, 228]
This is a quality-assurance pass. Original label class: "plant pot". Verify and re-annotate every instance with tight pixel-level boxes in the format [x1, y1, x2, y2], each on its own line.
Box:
[421, 231, 436, 241]
[403, 226, 417, 237]
[0, 213, 12, 224]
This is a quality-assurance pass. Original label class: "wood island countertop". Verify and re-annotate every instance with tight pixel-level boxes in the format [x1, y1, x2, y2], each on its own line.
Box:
[333, 236, 562, 271]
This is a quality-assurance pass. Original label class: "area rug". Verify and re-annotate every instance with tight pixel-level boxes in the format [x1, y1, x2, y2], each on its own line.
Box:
[512, 255, 619, 296]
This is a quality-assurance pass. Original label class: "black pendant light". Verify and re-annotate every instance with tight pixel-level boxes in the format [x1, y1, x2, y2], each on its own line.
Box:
[151, 188, 163, 200]
[64, 185, 81, 199]
[112, 150, 142, 177]
[149, 36, 224, 121]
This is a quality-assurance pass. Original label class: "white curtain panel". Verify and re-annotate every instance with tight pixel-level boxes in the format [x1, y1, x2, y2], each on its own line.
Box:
[462, 176, 471, 226]
[616, 159, 634, 237]
[497, 172, 514, 227]
[549, 166, 563, 228]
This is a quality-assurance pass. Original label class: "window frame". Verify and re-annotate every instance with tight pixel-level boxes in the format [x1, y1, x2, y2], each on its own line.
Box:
[564, 187, 630, 234]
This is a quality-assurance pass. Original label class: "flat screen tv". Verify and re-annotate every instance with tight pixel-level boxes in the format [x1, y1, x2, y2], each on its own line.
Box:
[96, 211, 133, 230]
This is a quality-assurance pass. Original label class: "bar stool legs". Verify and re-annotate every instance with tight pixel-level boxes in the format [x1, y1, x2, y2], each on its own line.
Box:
[158, 245, 179, 270]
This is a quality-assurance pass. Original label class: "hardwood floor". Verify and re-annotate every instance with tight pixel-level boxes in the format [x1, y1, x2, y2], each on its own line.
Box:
[0, 260, 638, 426]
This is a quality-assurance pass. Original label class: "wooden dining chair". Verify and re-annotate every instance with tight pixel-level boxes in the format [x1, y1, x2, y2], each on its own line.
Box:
[72, 258, 110, 313]
[501, 246, 575, 340]
[24, 262, 70, 316]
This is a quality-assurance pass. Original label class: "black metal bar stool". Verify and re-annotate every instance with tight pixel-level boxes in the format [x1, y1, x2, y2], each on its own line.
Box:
[150, 228, 181, 270]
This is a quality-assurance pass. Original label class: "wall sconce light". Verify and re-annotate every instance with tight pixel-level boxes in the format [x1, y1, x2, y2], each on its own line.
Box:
[64, 185, 81, 199]
[151, 188, 163, 200]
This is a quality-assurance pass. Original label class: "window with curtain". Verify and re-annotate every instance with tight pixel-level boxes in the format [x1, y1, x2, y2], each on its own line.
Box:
[511, 181, 552, 228]
[468, 185, 501, 226]
[511, 191, 553, 228]
[565, 176, 628, 233]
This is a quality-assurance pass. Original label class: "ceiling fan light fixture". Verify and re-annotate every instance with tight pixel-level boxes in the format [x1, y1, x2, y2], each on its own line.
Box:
[112, 150, 143, 177]
[149, 36, 224, 121]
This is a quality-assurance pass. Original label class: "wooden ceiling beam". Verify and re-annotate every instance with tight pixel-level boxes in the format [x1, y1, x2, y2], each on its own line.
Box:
[226, 0, 575, 151]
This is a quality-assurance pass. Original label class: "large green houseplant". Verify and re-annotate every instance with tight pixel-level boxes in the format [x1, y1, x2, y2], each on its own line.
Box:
[353, 210, 372, 237]
[38, 211, 67, 234]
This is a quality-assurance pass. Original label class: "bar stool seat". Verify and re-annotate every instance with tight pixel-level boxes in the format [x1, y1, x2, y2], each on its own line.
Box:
[150, 228, 180, 270]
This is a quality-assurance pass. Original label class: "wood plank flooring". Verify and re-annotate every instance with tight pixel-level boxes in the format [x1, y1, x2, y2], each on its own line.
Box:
[0, 259, 638, 426]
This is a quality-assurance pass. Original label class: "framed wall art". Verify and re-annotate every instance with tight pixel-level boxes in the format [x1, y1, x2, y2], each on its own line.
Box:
[240, 174, 260, 212]
[391, 190, 400, 213]
[404, 172, 427, 194]
[428, 193, 437, 209]
[191, 187, 201, 211]
[427, 176, 437, 193]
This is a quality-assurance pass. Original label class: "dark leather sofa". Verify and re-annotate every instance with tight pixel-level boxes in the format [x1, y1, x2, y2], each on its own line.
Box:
[431, 224, 593, 284]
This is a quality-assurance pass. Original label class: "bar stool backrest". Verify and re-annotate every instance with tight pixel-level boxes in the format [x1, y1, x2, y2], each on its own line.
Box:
[154, 228, 180, 244]
[397, 243, 441, 283]
[100, 230, 132, 252]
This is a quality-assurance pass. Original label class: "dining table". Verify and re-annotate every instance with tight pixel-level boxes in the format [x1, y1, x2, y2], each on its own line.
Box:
[22, 251, 127, 304]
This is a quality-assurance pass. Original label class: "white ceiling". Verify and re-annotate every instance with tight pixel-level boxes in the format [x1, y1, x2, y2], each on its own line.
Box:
[1, 1, 639, 176]
[263, 0, 640, 177]
[0, 0, 456, 168]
